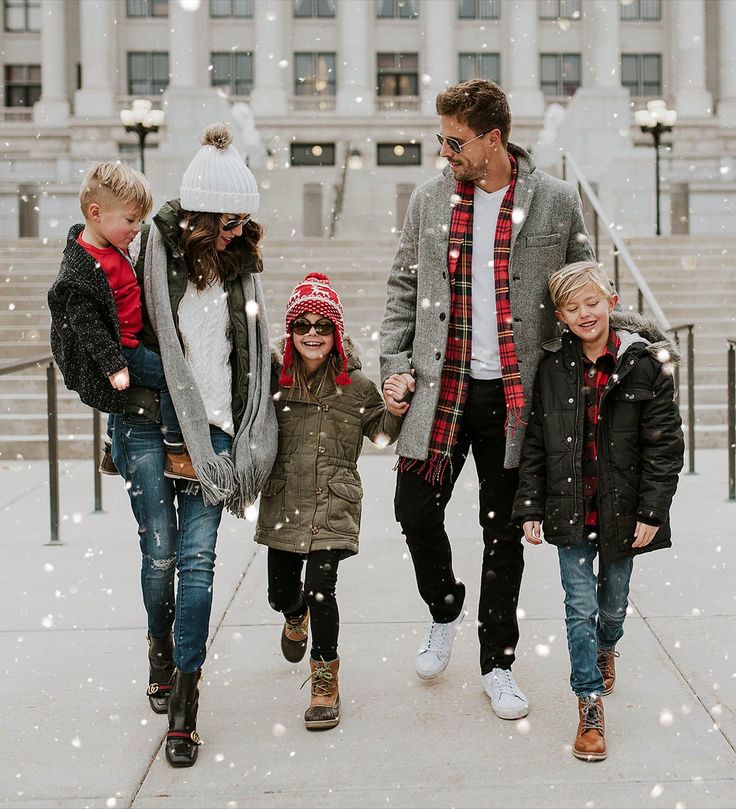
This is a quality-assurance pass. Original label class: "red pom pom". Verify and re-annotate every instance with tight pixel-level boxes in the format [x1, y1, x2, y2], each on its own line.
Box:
[279, 370, 294, 387]
[304, 272, 329, 282]
[335, 370, 352, 386]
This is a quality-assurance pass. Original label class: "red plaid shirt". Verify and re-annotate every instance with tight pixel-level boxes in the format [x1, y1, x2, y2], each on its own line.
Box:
[581, 329, 620, 527]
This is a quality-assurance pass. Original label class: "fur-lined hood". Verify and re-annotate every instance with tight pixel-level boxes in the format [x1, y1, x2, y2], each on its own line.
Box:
[271, 332, 362, 372]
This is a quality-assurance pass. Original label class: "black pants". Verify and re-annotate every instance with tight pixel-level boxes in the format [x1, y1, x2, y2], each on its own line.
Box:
[267, 547, 346, 662]
[395, 378, 524, 675]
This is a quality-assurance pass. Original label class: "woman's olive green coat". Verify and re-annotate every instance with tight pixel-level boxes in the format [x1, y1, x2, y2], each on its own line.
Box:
[254, 336, 403, 556]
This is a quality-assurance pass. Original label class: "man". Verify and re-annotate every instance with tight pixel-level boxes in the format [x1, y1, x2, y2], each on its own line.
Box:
[380, 79, 595, 720]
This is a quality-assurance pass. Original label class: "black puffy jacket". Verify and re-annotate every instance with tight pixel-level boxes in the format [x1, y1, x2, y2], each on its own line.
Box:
[512, 312, 684, 563]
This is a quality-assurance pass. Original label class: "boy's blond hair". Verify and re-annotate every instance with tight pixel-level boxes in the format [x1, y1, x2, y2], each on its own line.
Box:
[548, 261, 613, 310]
[79, 161, 152, 219]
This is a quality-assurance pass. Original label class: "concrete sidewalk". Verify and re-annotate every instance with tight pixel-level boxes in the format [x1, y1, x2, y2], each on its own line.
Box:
[2, 449, 735, 809]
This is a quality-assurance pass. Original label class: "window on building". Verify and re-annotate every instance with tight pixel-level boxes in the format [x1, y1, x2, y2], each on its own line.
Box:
[127, 52, 170, 95]
[459, 53, 500, 83]
[540, 53, 581, 97]
[294, 52, 336, 96]
[376, 0, 418, 19]
[294, 0, 336, 17]
[4, 0, 40, 32]
[4, 63, 40, 106]
[377, 143, 421, 166]
[291, 143, 336, 166]
[377, 53, 419, 96]
[621, 53, 662, 97]
[127, 0, 168, 17]
[210, 0, 252, 16]
[457, 0, 499, 19]
[538, 0, 580, 20]
[620, 0, 661, 20]
[211, 52, 253, 96]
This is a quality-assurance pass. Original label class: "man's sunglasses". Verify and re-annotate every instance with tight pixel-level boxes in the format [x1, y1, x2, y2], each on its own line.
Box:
[435, 130, 489, 155]
[220, 215, 251, 232]
[291, 318, 335, 336]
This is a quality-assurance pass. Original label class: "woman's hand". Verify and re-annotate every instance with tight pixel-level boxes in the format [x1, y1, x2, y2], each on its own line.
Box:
[109, 367, 130, 391]
[632, 522, 659, 548]
[383, 372, 415, 416]
[523, 520, 542, 545]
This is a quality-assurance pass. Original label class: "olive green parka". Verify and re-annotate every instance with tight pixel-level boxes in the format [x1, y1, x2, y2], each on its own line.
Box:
[254, 336, 403, 556]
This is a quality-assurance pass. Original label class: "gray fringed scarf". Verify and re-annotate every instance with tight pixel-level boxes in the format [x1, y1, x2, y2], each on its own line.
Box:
[143, 223, 277, 514]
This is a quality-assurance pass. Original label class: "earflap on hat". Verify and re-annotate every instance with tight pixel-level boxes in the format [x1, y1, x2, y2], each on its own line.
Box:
[279, 333, 295, 387]
[333, 329, 352, 386]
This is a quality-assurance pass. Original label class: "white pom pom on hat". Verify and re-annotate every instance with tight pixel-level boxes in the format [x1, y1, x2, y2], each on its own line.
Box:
[180, 123, 260, 215]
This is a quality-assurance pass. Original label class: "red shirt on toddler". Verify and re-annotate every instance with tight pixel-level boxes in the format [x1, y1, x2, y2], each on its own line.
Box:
[77, 233, 143, 348]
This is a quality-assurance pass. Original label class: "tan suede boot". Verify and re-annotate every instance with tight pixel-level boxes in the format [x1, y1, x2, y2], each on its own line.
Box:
[303, 657, 340, 731]
[573, 695, 607, 761]
[281, 608, 309, 663]
[596, 649, 619, 695]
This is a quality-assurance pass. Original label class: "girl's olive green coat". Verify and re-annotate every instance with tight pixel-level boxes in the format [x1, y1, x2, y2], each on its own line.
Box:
[254, 337, 402, 556]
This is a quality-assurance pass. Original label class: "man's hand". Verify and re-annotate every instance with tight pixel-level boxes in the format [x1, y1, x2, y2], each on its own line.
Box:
[523, 520, 542, 545]
[383, 372, 415, 416]
[631, 521, 659, 548]
[108, 367, 130, 391]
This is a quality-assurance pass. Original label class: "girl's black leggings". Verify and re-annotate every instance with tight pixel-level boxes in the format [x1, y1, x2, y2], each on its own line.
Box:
[267, 547, 346, 662]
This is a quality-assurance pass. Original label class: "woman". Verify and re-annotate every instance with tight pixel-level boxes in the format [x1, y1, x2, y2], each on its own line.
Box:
[110, 123, 276, 767]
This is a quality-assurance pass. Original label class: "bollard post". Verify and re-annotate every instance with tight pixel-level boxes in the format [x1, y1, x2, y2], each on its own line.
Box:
[686, 325, 695, 474]
[93, 409, 103, 512]
[46, 361, 61, 545]
[728, 342, 735, 501]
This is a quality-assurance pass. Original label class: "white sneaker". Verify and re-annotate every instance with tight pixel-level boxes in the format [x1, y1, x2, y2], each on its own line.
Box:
[482, 667, 529, 719]
[416, 610, 465, 680]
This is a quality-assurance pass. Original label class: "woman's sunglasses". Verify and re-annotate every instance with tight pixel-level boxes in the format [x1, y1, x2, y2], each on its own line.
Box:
[435, 130, 489, 155]
[291, 318, 335, 336]
[220, 215, 251, 232]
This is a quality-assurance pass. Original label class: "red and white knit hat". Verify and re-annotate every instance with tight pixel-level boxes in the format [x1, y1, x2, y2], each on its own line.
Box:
[279, 272, 352, 387]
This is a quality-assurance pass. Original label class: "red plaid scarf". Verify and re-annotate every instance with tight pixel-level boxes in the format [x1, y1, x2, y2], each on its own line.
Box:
[399, 153, 525, 485]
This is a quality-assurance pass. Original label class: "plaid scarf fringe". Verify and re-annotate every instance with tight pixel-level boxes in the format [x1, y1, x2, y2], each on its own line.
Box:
[395, 452, 452, 486]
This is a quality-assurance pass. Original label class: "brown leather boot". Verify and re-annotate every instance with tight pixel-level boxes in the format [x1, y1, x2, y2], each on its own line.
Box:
[303, 658, 340, 731]
[281, 608, 309, 663]
[164, 450, 197, 482]
[596, 649, 619, 695]
[573, 695, 607, 761]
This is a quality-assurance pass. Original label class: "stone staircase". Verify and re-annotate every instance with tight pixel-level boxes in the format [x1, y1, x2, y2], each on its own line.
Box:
[1, 234, 733, 459]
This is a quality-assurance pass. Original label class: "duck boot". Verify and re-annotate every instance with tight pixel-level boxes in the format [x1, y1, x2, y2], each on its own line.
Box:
[165, 669, 202, 767]
[281, 608, 310, 663]
[572, 695, 607, 762]
[596, 649, 619, 696]
[303, 657, 340, 731]
[146, 632, 175, 714]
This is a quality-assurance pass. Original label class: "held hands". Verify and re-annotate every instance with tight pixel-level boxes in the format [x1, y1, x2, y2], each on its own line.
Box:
[383, 372, 416, 417]
[108, 367, 130, 391]
[522, 521, 543, 545]
[632, 521, 659, 548]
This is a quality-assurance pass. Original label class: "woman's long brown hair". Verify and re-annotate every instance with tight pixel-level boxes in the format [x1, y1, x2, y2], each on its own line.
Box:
[179, 211, 263, 290]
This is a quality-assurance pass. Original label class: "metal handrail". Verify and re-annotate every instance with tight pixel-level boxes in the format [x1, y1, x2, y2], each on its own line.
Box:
[728, 337, 736, 501]
[670, 324, 696, 474]
[0, 355, 105, 543]
[561, 151, 670, 330]
[329, 141, 350, 239]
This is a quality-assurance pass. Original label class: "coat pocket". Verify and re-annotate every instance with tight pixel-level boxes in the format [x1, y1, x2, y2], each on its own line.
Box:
[258, 477, 287, 528]
[610, 386, 653, 432]
[525, 233, 561, 248]
[326, 478, 363, 536]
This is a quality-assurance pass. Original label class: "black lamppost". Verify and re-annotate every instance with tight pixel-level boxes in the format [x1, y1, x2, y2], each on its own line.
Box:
[635, 99, 677, 236]
[119, 99, 165, 175]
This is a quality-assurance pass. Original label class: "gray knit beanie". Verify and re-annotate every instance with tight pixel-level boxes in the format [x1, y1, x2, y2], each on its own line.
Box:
[180, 123, 260, 214]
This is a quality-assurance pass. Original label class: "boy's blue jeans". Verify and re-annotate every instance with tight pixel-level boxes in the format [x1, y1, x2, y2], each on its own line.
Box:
[122, 342, 183, 448]
[110, 413, 230, 673]
[557, 535, 634, 697]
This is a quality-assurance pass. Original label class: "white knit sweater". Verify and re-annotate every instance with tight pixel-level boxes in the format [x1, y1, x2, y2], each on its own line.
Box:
[178, 280, 234, 436]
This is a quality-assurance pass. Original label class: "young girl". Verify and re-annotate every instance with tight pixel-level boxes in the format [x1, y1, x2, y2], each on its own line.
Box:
[255, 272, 408, 730]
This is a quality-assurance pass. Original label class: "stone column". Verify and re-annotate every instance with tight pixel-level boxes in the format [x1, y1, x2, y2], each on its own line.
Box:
[336, 0, 375, 116]
[33, 0, 70, 126]
[583, 0, 620, 89]
[718, 0, 736, 125]
[249, 0, 289, 116]
[672, 0, 713, 117]
[506, 0, 544, 117]
[74, 0, 116, 119]
[421, 0, 454, 116]
[168, 0, 209, 89]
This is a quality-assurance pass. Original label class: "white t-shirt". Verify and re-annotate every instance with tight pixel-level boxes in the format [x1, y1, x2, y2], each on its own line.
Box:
[177, 279, 234, 436]
[470, 184, 508, 380]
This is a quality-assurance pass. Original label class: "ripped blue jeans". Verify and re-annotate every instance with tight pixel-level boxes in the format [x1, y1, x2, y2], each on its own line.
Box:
[110, 413, 230, 673]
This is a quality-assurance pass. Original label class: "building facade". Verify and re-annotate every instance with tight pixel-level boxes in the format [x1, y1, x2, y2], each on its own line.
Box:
[1, 0, 734, 240]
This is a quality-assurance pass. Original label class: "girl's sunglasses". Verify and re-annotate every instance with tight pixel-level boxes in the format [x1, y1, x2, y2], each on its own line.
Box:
[435, 130, 489, 155]
[291, 318, 335, 336]
[220, 215, 251, 231]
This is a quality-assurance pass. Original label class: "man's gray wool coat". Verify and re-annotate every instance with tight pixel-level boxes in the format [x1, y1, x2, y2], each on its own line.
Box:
[379, 143, 595, 469]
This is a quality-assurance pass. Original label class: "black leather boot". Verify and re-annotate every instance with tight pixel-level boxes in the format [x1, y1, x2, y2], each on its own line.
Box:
[165, 669, 201, 767]
[146, 632, 175, 714]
